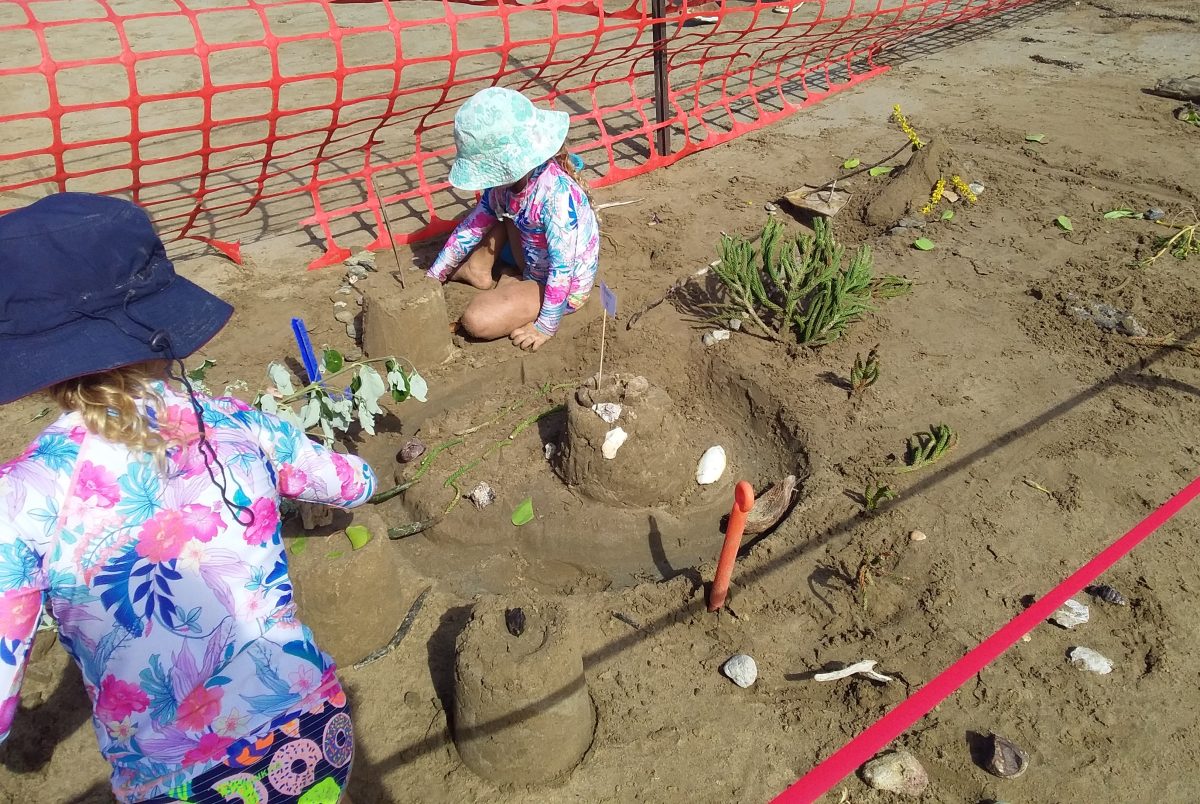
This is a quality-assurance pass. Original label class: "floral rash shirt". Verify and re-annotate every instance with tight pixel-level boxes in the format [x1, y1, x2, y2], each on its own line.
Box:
[427, 159, 600, 336]
[0, 385, 376, 802]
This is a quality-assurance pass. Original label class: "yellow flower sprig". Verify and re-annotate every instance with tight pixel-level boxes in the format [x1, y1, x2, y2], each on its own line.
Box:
[891, 104, 925, 149]
[951, 175, 977, 204]
[920, 178, 946, 215]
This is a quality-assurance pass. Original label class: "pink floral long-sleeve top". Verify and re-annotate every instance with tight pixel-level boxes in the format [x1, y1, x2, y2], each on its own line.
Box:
[427, 159, 600, 336]
[0, 385, 375, 802]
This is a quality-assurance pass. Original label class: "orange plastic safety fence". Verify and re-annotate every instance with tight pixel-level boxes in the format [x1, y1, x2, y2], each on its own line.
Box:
[0, 0, 1038, 269]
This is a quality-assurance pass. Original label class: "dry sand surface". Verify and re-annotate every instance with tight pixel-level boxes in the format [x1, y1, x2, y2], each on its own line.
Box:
[3, 0, 1200, 802]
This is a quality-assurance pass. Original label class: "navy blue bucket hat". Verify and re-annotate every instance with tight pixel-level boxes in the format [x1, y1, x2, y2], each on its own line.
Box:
[0, 192, 233, 405]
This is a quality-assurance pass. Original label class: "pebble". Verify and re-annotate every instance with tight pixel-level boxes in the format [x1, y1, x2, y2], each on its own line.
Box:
[398, 438, 426, 463]
[1146, 208, 1166, 221]
[330, 287, 352, 303]
[1049, 599, 1089, 629]
[345, 322, 358, 340]
[909, 529, 927, 542]
[1089, 584, 1129, 606]
[334, 310, 356, 325]
[896, 216, 927, 229]
[1068, 646, 1113, 674]
[702, 329, 732, 347]
[729, 318, 742, 331]
[721, 654, 758, 688]
[346, 264, 371, 280]
[344, 252, 376, 272]
[469, 482, 495, 510]
[968, 182, 985, 196]
[1119, 314, 1149, 338]
[765, 202, 778, 214]
[333, 300, 348, 309]
[860, 750, 928, 796]
[543, 443, 558, 461]
[344, 348, 363, 361]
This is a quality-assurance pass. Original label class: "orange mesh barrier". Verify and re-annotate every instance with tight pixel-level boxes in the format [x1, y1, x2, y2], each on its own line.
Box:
[0, 0, 1038, 268]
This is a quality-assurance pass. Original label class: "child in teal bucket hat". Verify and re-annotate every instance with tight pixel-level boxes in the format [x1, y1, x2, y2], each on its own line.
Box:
[426, 87, 600, 352]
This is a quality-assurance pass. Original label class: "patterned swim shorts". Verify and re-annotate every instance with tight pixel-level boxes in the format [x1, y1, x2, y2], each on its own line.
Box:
[144, 697, 353, 804]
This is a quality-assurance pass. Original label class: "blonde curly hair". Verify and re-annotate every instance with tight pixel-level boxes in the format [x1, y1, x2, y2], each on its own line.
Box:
[48, 361, 187, 468]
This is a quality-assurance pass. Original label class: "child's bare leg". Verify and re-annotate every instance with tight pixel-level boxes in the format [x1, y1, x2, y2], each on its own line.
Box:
[447, 224, 506, 290]
[458, 280, 542, 341]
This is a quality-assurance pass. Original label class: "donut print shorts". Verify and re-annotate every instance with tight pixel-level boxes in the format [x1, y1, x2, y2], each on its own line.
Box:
[144, 697, 354, 804]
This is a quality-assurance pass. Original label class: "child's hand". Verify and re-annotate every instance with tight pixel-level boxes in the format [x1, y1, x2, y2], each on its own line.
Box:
[509, 324, 551, 351]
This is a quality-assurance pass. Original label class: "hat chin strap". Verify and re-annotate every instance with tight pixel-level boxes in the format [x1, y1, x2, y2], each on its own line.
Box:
[68, 294, 255, 527]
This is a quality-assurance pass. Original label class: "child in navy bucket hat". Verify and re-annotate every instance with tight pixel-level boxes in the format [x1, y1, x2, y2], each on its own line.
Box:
[426, 87, 600, 351]
[0, 193, 372, 803]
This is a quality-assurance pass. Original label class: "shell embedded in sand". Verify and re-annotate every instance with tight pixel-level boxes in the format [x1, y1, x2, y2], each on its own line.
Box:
[1090, 584, 1129, 606]
[1069, 646, 1113, 675]
[986, 733, 1029, 779]
[861, 750, 928, 796]
[743, 475, 797, 535]
[602, 427, 629, 459]
[696, 446, 727, 485]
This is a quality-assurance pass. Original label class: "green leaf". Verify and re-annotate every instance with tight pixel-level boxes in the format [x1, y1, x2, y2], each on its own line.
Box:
[345, 525, 372, 550]
[322, 349, 344, 374]
[941, 210, 955, 221]
[913, 238, 936, 251]
[868, 165, 894, 177]
[1025, 133, 1046, 143]
[1055, 215, 1073, 232]
[290, 540, 307, 556]
[28, 406, 52, 423]
[267, 362, 295, 396]
[511, 497, 535, 527]
[842, 158, 861, 169]
[327, 550, 344, 559]
[187, 359, 216, 382]
[1103, 209, 1136, 219]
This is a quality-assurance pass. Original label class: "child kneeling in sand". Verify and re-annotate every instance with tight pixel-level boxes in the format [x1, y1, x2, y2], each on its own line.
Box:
[425, 87, 599, 352]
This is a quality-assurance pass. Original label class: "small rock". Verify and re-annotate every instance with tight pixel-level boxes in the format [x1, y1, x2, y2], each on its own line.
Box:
[1146, 208, 1166, 221]
[1021, 634, 1032, 643]
[345, 321, 358, 340]
[624, 375, 649, 400]
[1119, 314, 1148, 338]
[721, 654, 757, 688]
[602, 427, 629, 459]
[346, 263, 370, 280]
[702, 329, 732, 346]
[330, 287, 352, 303]
[592, 402, 622, 424]
[344, 348, 363, 361]
[344, 252, 376, 272]
[943, 189, 960, 204]
[398, 438, 426, 464]
[1068, 646, 1113, 674]
[765, 202, 778, 214]
[896, 216, 927, 229]
[333, 300, 348, 309]
[334, 310, 356, 325]
[968, 182, 985, 196]
[986, 733, 1029, 779]
[861, 750, 928, 796]
[469, 482, 495, 510]
[729, 318, 742, 331]
[909, 530, 927, 542]
[1049, 599, 1089, 629]
[543, 443, 558, 461]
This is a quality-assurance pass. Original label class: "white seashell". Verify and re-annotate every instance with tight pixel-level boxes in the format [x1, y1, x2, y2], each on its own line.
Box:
[1068, 646, 1113, 674]
[701, 332, 716, 346]
[861, 750, 929, 796]
[601, 427, 628, 460]
[711, 329, 731, 342]
[695, 446, 727, 485]
[1049, 599, 1089, 629]
[592, 402, 622, 423]
[909, 530, 927, 542]
[469, 482, 495, 510]
[721, 654, 757, 688]
[813, 659, 893, 683]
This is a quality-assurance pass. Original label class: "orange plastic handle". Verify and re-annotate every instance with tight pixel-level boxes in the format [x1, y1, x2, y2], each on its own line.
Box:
[708, 480, 755, 612]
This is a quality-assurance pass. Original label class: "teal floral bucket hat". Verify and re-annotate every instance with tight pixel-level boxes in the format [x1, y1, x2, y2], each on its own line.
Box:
[448, 87, 570, 191]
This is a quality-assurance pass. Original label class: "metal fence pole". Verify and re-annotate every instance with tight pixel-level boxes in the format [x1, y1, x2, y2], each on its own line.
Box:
[651, 0, 671, 155]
